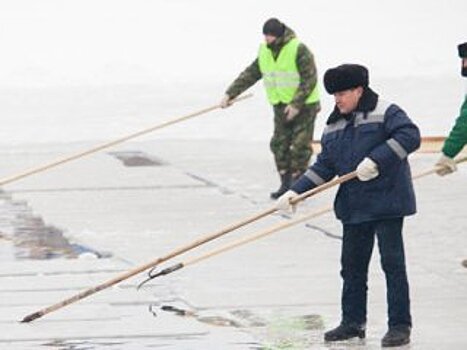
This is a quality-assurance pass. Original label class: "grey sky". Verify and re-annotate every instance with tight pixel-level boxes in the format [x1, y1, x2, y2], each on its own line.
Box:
[0, 0, 465, 87]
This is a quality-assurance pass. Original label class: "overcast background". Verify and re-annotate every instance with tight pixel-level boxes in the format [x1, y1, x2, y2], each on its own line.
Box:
[0, 0, 465, 144]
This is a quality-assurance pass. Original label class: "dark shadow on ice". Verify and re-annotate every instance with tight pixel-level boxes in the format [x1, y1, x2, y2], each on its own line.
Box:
[108, 150, 167, 167]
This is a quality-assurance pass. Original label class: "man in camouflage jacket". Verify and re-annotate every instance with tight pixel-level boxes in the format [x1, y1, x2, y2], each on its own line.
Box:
[220, 18, 320, 199]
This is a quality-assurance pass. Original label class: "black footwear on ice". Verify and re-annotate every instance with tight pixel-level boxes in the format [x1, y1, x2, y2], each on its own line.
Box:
[381, 325, 411, 347]
[270, 173, 291, 199]
[324, 323, 365, 342]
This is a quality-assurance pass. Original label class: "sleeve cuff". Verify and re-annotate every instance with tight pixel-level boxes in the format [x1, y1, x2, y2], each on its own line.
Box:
[291, 169, 324, 194]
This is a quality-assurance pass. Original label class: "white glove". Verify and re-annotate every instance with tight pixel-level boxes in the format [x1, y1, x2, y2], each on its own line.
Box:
[284, 105, 299, 121]
[435, 154, 457, 176]
[275, 190, 299, 213]
[356, 157, 379, 181]
[220, 94, 232, 108]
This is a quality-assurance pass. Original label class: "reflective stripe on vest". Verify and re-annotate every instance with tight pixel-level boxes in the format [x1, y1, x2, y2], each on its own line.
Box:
[258, 38, 319, 105]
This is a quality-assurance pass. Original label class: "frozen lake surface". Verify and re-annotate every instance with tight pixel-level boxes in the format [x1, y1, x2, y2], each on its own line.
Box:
[0, 137, 465, 349]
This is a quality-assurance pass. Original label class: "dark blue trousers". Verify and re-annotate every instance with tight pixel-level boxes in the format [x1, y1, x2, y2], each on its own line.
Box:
[340, 217, 412, 328]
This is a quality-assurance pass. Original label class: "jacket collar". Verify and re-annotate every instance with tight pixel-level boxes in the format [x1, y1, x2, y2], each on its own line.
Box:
[326, 87, 379, 125]
[266, 26, 296, 57]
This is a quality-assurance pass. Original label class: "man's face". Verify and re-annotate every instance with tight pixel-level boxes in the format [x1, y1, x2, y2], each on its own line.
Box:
[264, 35, 277, 45]
[462, 58, 467, 77]
[334, 87, 364, 114]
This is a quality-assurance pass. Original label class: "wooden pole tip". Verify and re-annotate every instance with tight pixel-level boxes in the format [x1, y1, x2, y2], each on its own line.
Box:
[20, 312, 42, 323]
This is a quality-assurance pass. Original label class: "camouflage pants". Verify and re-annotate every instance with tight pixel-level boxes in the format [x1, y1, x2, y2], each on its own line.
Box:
[270, 103, 319, 176]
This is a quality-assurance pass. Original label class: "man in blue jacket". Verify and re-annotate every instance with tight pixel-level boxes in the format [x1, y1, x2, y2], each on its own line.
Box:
[277, 64, 421, 347]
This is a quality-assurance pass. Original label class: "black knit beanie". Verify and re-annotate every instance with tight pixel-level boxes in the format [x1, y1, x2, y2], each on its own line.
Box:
[262, 18, 285, 37]
[323, 64, 369, 94]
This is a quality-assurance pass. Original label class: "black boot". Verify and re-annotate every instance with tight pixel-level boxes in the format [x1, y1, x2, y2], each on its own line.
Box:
[324, 323, 365, 342]
[270, 172, 291, 199]
[381, 325, 411, 347]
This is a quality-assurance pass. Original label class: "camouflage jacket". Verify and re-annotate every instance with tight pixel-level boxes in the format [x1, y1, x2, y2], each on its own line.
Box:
[225, 26, 318, 109]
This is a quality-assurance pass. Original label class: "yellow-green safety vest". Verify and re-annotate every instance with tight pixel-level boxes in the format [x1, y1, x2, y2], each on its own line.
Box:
[258, 38, 319, 105]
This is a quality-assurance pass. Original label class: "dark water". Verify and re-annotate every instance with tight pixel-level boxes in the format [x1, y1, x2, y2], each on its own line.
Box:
[0, 188, 108, 261]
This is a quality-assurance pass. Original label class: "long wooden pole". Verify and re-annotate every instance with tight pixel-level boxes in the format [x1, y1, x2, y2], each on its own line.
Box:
[19, 171, 355, 322]
[187, 206, 333, 265]
[144, 205, 334, 280]
[20, 156, 467, 322]
[291, 171, 357, 205]
[412, 155, 467, 180]
[0, 94, 252, 187]
[134, 156, 467, 281]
